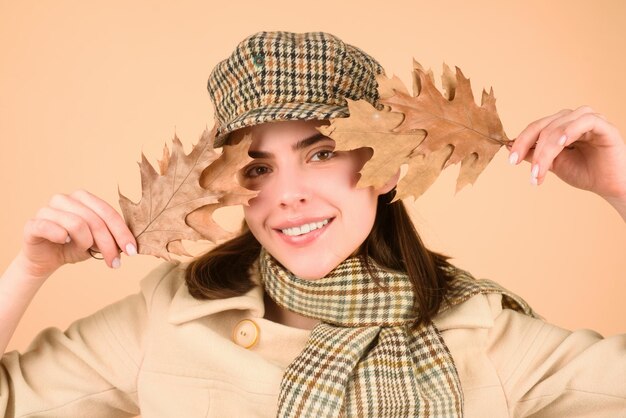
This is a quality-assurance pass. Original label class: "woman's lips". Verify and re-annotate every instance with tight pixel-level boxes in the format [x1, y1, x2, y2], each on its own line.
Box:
[275, 217, 335, 247]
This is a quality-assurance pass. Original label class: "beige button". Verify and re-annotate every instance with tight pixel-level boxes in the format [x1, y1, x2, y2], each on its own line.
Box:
[232, 319, 260, 349]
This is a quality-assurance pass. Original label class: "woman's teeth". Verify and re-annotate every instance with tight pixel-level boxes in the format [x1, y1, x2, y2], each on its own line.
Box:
[281, 219, 330, 236]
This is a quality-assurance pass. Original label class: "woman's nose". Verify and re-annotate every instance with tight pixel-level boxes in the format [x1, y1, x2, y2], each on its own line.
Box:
[274, 169, 311, 209]
[279, 193, 307, 208]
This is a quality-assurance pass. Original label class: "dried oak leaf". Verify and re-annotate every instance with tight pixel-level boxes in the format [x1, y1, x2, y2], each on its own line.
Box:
[119, 126, 257, 261]
[318, 60, 509, 202]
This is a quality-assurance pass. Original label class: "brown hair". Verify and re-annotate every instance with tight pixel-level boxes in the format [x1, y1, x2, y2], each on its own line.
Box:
[185, 189, 457, 324]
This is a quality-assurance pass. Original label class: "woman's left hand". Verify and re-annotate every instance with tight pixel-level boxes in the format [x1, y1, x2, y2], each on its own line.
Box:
[507, 106, 626, 205]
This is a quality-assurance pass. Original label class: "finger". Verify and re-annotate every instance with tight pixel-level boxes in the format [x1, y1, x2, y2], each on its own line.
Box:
[508, 105, 595, 165]
[69, 189, 137, 256]
[35, 206, 95, 253]
[560, 112, 617, 146]
[528, 106, 593, 184]
[507, 108, 572, 164]
[47, 194, 122, 267]
[23, 217, 72, 246]
[531, 112, 617, 186]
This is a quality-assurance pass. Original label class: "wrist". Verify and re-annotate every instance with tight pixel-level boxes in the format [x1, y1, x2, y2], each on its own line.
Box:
[601, 191, 626, 222]
[0, 252, 50, 355]
[9, 251, 55, 285]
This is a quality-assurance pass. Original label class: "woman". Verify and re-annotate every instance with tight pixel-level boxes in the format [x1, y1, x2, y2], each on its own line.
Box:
[1, 31, 625, 417]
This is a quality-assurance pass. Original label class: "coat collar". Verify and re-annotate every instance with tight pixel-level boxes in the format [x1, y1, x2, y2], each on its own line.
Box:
[166, 260, 496, 330]
[167, 262, 266, 325]
[433, 292, 496, 331]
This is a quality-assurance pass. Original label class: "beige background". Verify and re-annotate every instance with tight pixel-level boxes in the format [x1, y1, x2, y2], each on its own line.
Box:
[1, 0, 625, 362]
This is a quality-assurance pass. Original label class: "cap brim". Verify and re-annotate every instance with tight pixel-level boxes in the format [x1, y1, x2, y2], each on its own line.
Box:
[213, 101, 349, 148]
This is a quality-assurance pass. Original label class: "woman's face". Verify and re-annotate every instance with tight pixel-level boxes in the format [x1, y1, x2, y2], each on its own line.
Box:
[231, 119, 396, 280]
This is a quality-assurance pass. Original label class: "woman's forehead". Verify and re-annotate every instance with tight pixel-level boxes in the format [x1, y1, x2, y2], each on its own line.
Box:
[232, 119, 331, 147]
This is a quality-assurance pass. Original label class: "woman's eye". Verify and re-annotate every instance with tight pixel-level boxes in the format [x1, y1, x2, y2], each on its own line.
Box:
[244, 165, 270, 178]
[310, 150, 335, 162]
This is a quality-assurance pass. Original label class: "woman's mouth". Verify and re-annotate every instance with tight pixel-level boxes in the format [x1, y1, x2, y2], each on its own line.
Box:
[275, 217, 335, 245]
[280, 218, 331, 236]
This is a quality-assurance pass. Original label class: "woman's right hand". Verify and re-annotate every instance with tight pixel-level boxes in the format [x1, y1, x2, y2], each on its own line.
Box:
[16, 189, 137, 281]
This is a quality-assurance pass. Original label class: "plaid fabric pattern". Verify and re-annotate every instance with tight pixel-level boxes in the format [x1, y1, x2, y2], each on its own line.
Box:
[259, 248, 537, 418]
[439, 264, 538, 318]
[261, 249, 415, 327]
[207, 31, 385, 147]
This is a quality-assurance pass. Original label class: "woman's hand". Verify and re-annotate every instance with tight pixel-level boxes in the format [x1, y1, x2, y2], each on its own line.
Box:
[15, 189, 137, 281]
[507, 106, 626, 214]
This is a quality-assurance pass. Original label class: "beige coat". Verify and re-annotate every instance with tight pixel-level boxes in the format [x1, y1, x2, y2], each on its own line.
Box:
[1, 261, 625, 417]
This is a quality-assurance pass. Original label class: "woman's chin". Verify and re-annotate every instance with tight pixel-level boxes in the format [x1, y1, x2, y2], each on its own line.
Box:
[266, 243, 361, 280]
[287, 265, 333, 281]
[278, 257, 340, 281]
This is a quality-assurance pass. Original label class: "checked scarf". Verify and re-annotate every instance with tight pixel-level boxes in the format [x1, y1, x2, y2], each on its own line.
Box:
[259, 248, 536, 418]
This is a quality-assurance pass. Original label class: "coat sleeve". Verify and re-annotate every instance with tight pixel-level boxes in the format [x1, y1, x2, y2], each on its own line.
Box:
[485, 298, 626, 417]
[0, 261, 178, 418]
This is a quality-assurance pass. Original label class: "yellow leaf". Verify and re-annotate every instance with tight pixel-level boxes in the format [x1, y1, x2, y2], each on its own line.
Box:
[119, 126, 257, 260]
[320, 61, 509, 202]
[318, 99, 425, 191]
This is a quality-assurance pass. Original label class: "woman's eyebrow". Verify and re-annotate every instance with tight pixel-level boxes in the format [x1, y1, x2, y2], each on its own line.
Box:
[248, 132, 331, 158]
[293, 132, 329, 151]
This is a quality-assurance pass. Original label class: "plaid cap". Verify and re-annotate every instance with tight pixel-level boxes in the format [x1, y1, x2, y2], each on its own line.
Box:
[207, 31, 386, 148]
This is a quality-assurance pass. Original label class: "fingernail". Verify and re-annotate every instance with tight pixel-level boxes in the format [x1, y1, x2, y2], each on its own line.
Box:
[508, 151, 519, 165]
[558, 134, 567, 146]
[530, 175, 538, 186]
[65, 235, 71, 244]
[112, 257, 121, 269]
[531, 164, 539, 178]
[126, 243, 137, 256]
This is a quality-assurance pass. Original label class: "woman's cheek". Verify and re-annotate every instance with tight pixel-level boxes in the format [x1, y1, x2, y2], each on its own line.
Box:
[242, 204, 264, 233]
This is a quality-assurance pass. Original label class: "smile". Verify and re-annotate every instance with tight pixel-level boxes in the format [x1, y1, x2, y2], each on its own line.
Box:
[281, 218, 331, 236]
